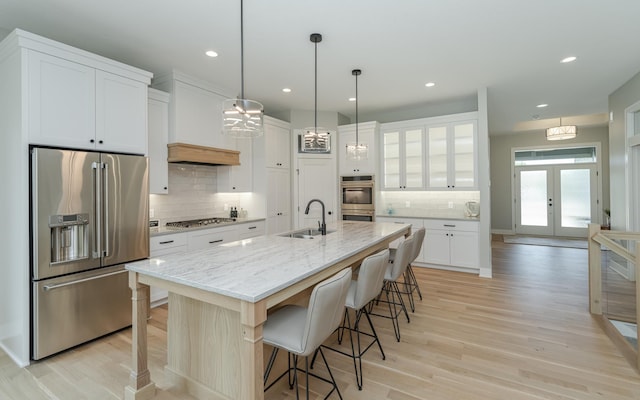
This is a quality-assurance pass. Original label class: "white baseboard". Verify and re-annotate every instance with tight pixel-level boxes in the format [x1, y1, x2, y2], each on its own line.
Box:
[413, 262, 479, 275]
[492, 229, 513, 235]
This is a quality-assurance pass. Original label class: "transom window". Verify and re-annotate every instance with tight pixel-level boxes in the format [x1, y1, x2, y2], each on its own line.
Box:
[514, 146, 596, 166]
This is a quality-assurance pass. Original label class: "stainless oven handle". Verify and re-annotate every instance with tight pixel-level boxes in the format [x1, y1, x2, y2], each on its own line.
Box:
[42, 270, 127, 291]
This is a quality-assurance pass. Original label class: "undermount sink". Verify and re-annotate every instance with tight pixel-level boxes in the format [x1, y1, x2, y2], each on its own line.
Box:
[279, 228, 336, 239]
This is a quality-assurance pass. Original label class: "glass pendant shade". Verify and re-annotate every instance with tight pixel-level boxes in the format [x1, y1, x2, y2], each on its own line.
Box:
[546, 124, 577, 140]
[222, 0, 263, 138]
[222, 98, 264, 138]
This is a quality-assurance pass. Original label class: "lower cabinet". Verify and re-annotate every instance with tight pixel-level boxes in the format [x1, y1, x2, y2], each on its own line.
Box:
[423, 219, 478, 269]
[236, 220, 266, 240]
[149, 232, 187, 305]
[187, 226, 237, 252]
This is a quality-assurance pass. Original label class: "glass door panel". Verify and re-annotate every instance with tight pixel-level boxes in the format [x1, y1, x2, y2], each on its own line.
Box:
[383, 131, 400, 189]
[554, 166, 596, 237]
[453, 122, 475, 187]
[404, 128, 423, 188]
[428, 126, 448, 187]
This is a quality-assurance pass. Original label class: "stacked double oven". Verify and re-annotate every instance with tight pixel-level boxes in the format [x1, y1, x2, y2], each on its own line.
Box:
[340, 175, 375, 221]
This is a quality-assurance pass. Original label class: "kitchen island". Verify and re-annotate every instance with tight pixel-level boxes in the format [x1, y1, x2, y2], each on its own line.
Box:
[124, 220, 411, 400]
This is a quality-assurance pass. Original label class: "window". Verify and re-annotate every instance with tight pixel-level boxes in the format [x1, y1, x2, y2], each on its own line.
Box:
[514, 146, 596, 166]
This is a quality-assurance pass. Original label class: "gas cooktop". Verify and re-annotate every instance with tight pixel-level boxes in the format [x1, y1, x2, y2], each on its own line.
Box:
[166, 217, 237, 229]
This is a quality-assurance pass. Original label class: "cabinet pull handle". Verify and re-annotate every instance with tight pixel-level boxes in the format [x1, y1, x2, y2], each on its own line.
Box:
[444, 224, 456, 227]
[159, 240, 174, 245]
[248, 226, 257, 229]
[209, 239, 223, 244]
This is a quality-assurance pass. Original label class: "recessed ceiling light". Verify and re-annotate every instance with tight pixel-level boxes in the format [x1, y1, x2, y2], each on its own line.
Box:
[282, 88, 291, 93]
[561, 56, 576, 63]
[536, 104, 548, 108]
[348, 97, 356, 102]
[425, 82, 436, 87]
[205, 50, 218, 58]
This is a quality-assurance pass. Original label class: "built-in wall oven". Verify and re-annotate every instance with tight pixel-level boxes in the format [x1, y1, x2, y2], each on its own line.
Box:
[341, 175, 375, 221]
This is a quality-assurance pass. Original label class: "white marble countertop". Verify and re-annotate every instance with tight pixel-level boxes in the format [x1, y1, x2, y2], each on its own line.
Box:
[127, 221, 410, 303]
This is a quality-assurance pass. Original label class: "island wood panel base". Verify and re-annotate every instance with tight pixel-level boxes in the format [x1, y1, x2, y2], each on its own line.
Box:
[124, 224, 411, 400]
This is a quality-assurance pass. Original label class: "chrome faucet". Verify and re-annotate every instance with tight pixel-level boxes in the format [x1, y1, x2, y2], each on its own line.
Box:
[304, 199, 326, 235]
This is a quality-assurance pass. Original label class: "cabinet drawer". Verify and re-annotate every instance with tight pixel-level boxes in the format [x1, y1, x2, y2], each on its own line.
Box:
[424, 219, 478, 232]
[236, 221, 265, 239]
[188, 227, 236, 251]
[150, 233, 187, 252]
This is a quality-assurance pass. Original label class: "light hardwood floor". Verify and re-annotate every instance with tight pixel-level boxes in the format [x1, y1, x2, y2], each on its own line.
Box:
[2, 240, 639, 399]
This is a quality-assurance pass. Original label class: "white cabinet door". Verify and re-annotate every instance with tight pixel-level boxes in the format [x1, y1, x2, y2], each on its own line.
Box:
[381, 127, 424, 190]
[95, 70, 148, 154]
[235, 220, 266, 239]
[171, 80, 234, 149]
[150, 232, 187, 304]
[27, 50, 96, 148]
[265, 122, 290, 169]
[427, 120, 477, 190]
[148, 89, 170, 194]
[449, 230, 478, 268]
[338, 122, 378, 176]
[424, 229, 452, 266]
[218, 138, 253, 192]
[187, 226, 237, 252]
[297, 158, 337, 228]
[266, 168, 291, 234]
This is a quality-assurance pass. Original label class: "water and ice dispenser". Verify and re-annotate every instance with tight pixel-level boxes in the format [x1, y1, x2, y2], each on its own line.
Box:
[49, 213, 89, 264]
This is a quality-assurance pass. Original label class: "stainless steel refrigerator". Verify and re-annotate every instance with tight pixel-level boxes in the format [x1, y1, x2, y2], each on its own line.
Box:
[30, 147, 149, 360]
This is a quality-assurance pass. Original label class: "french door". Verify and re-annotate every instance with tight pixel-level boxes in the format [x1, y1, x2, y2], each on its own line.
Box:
[515, 165, 597, 237]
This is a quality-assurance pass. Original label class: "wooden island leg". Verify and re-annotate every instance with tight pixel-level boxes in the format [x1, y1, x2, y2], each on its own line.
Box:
[124, 272, 156, 400]
[240, 300, 267, 400]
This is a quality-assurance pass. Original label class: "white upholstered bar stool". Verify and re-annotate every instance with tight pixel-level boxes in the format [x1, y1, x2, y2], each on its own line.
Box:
[371, 234, 415, 341]
[398, 227, 425, 312]
[316, 249, 389, 390]
[263, 268, 352, 400]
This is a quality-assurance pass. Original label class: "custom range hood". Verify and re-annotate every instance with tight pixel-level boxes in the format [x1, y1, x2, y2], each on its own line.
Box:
[167, 143, 240, 166]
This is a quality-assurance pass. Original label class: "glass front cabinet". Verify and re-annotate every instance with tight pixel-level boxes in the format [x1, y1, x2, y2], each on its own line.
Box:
[380, 113, 477, 191]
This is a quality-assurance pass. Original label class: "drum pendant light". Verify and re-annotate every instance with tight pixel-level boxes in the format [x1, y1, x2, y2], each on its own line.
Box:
[346, 69, 368, 160]
[222, 0, 264, 138]
[301, 33, 331, 153]
[545, 117, 577, 140]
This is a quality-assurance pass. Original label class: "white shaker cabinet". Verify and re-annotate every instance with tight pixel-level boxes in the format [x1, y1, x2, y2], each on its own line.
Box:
[187, 226, 237, 252]
[148, 88, 170, 194]
[266, 168, 291, 234]
[338, 121, 378, 175]
[217, 138, 253, 192]
[265, 121, 291, 169]
[235, 220, 266, 240]
[27, 50, 149, 154]
[423, 219, 478, 269]
[150, 232, 187, 305]
[426, 119, 477, 190]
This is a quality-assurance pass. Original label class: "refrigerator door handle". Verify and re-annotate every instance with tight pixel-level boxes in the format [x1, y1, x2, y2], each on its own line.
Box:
[92, 161, 102, 259]
[42, 269, 127, 291]
[102, 162, 110, 258]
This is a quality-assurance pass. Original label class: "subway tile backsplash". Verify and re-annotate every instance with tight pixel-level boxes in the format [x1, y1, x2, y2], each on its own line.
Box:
[149, 164, 260, 226]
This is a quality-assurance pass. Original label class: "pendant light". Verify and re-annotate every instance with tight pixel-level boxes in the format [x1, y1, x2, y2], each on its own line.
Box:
[346, 69, 368, 160]
[222, 0, 264, 138]
[546, 117, 577, 140]
[301, 33, 331, 153]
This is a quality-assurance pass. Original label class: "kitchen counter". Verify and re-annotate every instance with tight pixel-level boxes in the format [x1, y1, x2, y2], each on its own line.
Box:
[149, 217, 266, 236]
[124, 221, 410, 400]
[377, 213, 479, 221]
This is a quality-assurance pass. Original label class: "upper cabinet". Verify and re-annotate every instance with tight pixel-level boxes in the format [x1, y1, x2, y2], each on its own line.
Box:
[427, 120, 477, 189]
[26, 47, 150, 154]
[152, 71, 234, 150]
[217, 138, 253, 192]
[338, 121, 379, 176]
[148, 88, 170, 194]
[381, 126, 424, 190]
[380, 112, 478, 191]
[264, 121, 291, 169]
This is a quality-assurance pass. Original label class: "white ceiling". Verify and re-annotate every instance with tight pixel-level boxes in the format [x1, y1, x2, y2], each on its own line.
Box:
[2, 0, 640, 135]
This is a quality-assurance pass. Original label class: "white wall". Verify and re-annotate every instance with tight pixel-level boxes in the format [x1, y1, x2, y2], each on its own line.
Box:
[608, 69, 640, 230]
[489, 126, 610, 232]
